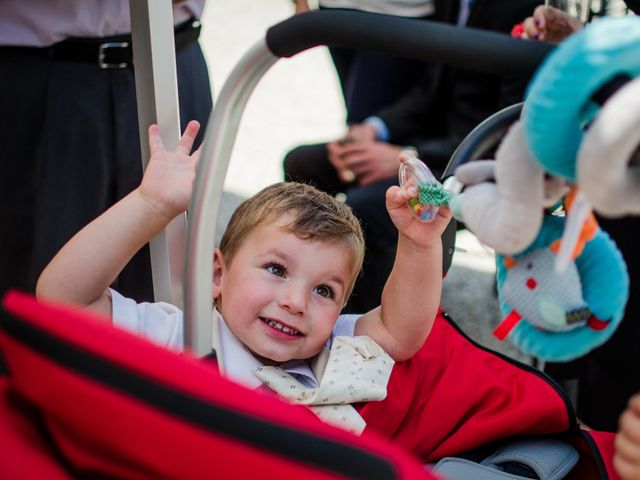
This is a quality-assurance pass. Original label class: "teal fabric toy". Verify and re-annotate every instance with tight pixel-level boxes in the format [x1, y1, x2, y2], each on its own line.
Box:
[450, 119, 630, 361]
[450, 18, 638, 361]
[495, 213, 629, 362]
[524, 16, 640, 182]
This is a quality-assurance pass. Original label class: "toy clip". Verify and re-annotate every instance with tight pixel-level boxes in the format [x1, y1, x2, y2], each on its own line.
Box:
[398, 152, 453, 223]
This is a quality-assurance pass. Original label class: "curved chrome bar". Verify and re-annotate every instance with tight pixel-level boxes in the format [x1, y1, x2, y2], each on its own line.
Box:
[183, 39, 278, 363]
[442, 102, 524, 179]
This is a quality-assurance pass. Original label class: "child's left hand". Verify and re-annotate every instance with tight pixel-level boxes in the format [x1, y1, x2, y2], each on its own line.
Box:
[386, 182, 452, 250]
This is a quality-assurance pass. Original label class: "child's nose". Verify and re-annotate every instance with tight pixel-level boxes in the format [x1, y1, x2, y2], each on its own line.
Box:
[278, 284, 307, 315]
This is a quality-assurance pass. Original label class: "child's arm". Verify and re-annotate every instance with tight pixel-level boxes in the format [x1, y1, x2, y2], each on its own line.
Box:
[355, 177, 451, 361]
[614, 394, 640, 480]
[36, 121, 201, 318]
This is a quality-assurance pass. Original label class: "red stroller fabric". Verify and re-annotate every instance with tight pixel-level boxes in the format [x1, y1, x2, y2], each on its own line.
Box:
[0, 291, 617, 479]
[360, 310, 574, 460]
[0, 291, 436, 480]
[356, 310, 618, 479]
[0, 378, 72, 479]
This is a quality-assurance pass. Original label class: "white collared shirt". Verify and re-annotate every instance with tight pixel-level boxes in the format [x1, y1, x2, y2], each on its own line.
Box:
[110, 289, 359, 389]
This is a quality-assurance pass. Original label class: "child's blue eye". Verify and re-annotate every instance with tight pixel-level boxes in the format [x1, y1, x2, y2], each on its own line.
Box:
[265, 263, 286, 277]
[315, 284, 335, 299]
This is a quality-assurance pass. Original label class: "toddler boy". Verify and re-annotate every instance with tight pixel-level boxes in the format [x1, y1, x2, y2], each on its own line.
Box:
[36, 121, 451, 432]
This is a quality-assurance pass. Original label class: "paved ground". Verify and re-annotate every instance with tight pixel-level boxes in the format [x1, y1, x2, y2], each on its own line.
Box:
[201, 1, 529, 363]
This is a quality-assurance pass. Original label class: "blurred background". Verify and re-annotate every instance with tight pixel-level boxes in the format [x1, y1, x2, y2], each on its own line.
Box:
[202, 0, 345, 199]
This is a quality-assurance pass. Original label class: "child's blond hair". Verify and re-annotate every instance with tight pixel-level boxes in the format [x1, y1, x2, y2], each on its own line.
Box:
[219, 182, 365, 299]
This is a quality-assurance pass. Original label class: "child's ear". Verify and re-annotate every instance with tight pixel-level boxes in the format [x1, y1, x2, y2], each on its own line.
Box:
[212, 248, 225, 300]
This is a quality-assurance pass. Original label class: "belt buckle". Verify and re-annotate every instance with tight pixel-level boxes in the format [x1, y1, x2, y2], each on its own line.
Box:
[98, 42, 130, 69]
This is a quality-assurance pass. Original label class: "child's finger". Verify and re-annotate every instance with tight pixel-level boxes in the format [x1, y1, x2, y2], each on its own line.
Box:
[398, 150, 416, 164]
[437, 205, 453, 221]
[192, 144, 203, 163]
[386, 185, 404, 207]
[176, 120, 201, 155]
[387, 185, 414, 209]
[148, 124, 165, 156]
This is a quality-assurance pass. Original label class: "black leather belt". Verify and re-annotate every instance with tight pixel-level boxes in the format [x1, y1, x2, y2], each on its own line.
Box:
[4, 18, 201, 69]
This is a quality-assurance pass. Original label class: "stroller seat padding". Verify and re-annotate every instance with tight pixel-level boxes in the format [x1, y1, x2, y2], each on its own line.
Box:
[0, 291, 435, 480]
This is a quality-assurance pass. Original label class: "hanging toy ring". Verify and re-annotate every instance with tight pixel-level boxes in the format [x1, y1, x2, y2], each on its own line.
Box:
[523, 16, 640, 181]
[398, 153, 451, 223]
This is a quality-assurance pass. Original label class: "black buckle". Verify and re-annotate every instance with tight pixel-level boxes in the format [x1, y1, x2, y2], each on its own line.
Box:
[98, 42, 130, 69]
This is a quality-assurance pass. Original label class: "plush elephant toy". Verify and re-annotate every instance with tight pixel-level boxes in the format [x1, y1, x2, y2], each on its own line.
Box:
[443, 18, 640, 361]
[449, 120, 568, 255]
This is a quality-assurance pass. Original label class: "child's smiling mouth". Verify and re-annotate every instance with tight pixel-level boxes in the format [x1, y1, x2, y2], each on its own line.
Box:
[260, 317, 302, 336]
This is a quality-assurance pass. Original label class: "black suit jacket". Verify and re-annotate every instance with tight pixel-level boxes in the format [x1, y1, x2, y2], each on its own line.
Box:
[376, 0, 540, 175]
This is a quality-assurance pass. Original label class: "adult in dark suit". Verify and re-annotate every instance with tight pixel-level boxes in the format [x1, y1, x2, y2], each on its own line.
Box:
[0, 1, 212, 303]
[293, 0, 439, 124]
[284, 0, 540, 313]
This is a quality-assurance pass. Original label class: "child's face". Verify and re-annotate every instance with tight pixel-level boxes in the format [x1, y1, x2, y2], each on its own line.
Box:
[213, 217, 355, 363]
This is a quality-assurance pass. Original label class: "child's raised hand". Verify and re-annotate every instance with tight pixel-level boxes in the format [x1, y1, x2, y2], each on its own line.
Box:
[615, 394, 640, 480]
[138, 120, 201, 220]
[386, 183, 452, 250]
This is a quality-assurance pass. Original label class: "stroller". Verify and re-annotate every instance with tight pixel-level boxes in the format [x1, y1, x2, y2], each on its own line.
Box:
[0, 10, 624, 479]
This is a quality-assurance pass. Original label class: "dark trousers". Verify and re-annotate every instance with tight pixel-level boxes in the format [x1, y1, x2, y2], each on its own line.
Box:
[320, 7, 431, 124]
[328, 45, 429, 124]
[0, 41, 212, 302]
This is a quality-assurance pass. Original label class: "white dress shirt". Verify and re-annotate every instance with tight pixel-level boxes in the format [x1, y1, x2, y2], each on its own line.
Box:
[110, 289, 359, 389]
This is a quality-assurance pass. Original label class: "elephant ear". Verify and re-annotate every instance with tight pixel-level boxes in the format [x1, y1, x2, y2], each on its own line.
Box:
[450, 121, 545, 255]
[454, 160, 496, 186]
[542, 176, 570, 208]
[523, 16, 640, 180]
[578, 76, 640, 217]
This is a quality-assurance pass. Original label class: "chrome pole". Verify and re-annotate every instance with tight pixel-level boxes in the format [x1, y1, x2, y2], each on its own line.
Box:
[183, 39, 278, 365]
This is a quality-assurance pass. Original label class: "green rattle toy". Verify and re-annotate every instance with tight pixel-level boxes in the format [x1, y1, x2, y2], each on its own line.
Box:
[398, 154, 453, 223]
